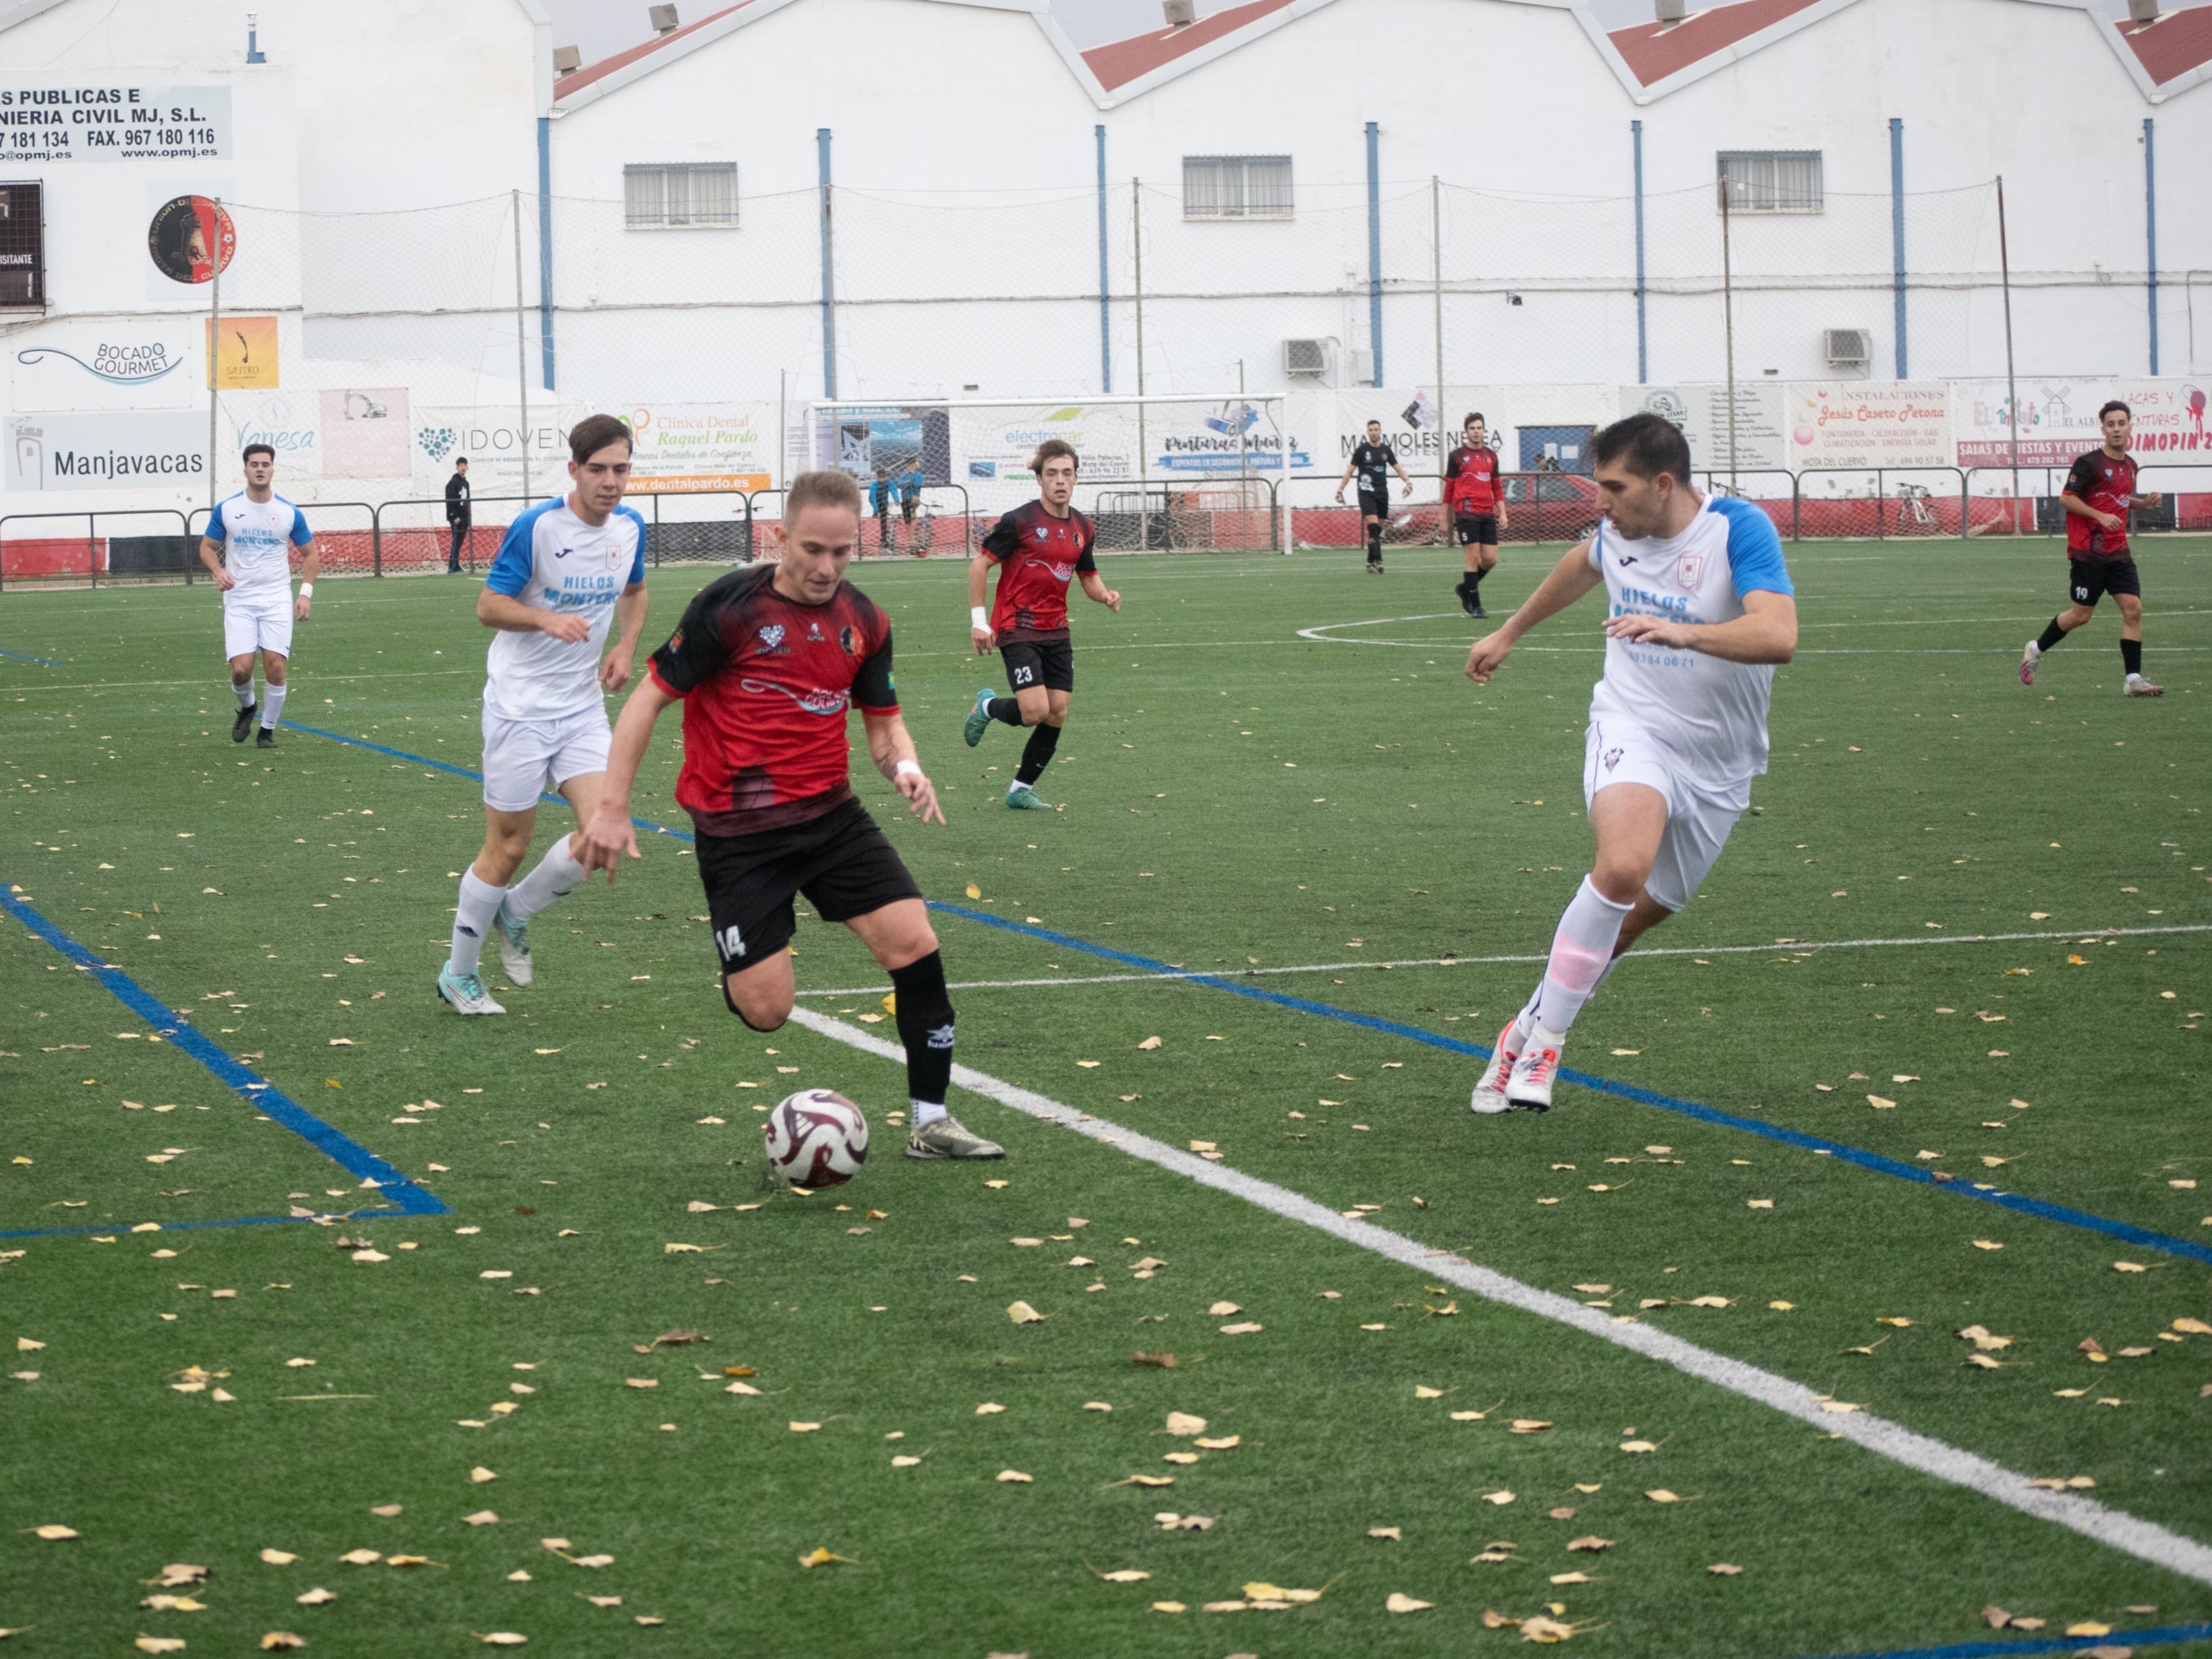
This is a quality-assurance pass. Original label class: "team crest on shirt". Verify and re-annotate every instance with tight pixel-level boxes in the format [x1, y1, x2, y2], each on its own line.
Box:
[1602, 747, 1625, 772]
[759, 624, 786, 649]
[1676, 554, 1704, 589]
[839, 625, 856, 655]
[1035, 525, 1051, 540]
[807, 621, 826, 641]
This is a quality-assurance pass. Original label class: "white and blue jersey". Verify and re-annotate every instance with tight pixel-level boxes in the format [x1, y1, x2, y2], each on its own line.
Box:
[482, 497, 647, 722]
[207, 492, 312, 598]
[1586, 494, 1793, 792]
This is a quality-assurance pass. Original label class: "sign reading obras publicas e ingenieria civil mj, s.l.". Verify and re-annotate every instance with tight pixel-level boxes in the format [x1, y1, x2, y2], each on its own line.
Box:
[0, 80, 230, 163]
[5, 411, 206, 491]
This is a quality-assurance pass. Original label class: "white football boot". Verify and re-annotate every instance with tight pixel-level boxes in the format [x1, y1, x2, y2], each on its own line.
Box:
[1503, 1023, 1564, 1113]
[1470, 1016, 1527, 1115]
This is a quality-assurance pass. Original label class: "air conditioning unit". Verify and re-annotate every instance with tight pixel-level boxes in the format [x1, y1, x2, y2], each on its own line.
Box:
[1823, 328, 1871, 370]
[1283, 337, 1334, 378]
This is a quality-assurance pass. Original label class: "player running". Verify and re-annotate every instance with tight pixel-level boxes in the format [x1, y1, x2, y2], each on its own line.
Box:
[1462, 413, 1797, 1113]
[199, 443, 320, 751]
[436, 413, 649, 1016]
[2019, 399, 2163, 697]
[1335, 418, 1415, 573]
[960, 439, 1121, 811]
[1445, 413, 1509, 617]
[581, 469, 1003, 1162]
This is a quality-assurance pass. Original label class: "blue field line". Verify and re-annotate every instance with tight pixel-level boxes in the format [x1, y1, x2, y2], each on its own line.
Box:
[927, 902, 2212, 1269]
[0, 645, 60, 666]
[1801, 1621, 2212, 1659]
[0, 885, 446, 1238]
[274, 721, 2212, 1269]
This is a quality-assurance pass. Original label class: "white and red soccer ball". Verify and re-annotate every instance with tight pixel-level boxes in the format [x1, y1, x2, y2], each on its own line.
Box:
[763, 1088, 869, 1189]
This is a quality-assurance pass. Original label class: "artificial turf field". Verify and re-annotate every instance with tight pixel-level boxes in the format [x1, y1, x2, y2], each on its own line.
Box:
[1, 533, 2208, 1658]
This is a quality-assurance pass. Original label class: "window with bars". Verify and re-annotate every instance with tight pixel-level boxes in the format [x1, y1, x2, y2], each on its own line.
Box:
[0, 182, 45, 309]
[623, 163, 738, 229]
[1182, 155, 1293, 221]
[1716, 150, 1824, 214]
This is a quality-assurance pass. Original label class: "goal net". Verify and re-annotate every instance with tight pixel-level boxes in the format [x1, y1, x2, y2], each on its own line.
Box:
[796, 395, 1290, 555]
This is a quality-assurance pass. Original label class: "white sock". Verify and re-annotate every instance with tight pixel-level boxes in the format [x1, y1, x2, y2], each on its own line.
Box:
[504, 834, 584, 925]
[911, 1099, 948, 1128]
[232, 680, 256, 709]
[447, 869, 507, 977]
[260, 683, 287, 729]
[1530, 875, 1635, 1035]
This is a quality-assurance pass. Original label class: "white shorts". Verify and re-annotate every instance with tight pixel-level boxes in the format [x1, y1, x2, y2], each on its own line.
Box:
[1583, 716, 1750, 914]
[223, 592, 293, 660]
[481, 706, 612, 813]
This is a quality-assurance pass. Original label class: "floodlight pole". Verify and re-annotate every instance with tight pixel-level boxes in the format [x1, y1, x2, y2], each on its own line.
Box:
[1432, 175, 1445, 532]
[1720, 183, 1737, 490]
[513, 189, 531, 500]
[207, 196, 221, 519]
[1133, 177, 1148, 552]
[1998, 175, 2020, 534]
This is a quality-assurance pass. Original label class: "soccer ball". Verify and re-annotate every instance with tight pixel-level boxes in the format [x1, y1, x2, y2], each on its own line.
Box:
[763, 1088, 869, 1190]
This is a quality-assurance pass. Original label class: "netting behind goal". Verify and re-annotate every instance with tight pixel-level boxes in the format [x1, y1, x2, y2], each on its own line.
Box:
[796, 396, 1288, 555]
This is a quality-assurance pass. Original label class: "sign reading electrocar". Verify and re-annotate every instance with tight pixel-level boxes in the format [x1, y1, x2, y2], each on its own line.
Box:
[5, 410, 205, 490]
[0, 81, 230, 162]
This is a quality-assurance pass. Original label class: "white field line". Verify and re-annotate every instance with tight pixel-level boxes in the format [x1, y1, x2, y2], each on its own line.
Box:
[786, 1005, 2212, 1589]
[790, 922, 2212, 999]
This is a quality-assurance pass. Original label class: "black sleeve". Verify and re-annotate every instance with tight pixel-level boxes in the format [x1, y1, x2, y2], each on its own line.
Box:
[981, 510, 1022, 562]
[648, 579, 739, 696]
[1443, 448, 1461, 479]
[1382, 445, 1399, 467]
[2064, 456, 2097, 500]
[853, 624, 896, 711]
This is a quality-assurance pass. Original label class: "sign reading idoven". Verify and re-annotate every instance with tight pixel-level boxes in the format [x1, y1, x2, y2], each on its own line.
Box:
[5, 410, 205, 490]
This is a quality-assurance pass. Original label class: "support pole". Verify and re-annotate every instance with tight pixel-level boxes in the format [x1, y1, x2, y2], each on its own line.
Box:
[1632, 120, 1648, 384]
[1720, 184, 1737, 491]
[207, 196, 221, 522]
[1998, 175, 2020, 534]
[1432, 174, 1445, 527]
[1889, 116, 1907, 380]
[513, 189, 531, 500]
[1096, 124, 1111, 394]
[537, 116, 556, 390]
[2144, 117, 2159, 376]
[1365, 120, 1382, 386]
[817, 127, 837, 399]
[1132, 177, 1148, 552]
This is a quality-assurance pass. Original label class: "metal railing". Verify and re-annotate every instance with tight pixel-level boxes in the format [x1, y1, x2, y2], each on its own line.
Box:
[749, 483, 975, 559]
[0, 508, 194, 589]
[1964, 463, 2212, 536]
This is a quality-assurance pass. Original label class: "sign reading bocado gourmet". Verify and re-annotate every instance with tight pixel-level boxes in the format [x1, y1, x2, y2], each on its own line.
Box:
[16, 339, 182, 385]
[5, 410, 206, 490]
[0, 80, 229, 163]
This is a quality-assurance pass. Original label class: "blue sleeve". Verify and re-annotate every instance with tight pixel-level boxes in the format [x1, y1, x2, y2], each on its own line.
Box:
[1587, 519, 1602, 571]
[1717, 497, 1793, 597]
[484, 512, 538, 597]
[288, 504, 312, 547]
[204, 501, 228, 544]
[622, 506, 649, 584]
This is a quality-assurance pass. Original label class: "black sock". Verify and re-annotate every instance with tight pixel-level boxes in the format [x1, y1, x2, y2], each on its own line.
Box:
[889, 951, 954, 1109]
[2122, 638, 2143, 676]
[1014, 722, 1061, 785]
[2036, 618, 2066, 653]
[987, 697, 1024, 726]
[1469, 569, 1485, 594]
[1367, 525, 1382, 562]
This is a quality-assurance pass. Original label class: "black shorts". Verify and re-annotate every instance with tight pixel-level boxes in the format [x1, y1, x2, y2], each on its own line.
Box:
[1001, 638, 1075, 695]
[1455, 514, 1499, 546]
[1357, 489, 1387, 518]
[696, 796, 921, 974]
[2068, 557, 2140, 606]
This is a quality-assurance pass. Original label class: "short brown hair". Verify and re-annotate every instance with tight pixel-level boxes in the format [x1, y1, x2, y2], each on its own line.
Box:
[1030, 438, 1078, 475]
[786, 469, 864, 524]
[1590, 411, 1692, 487]
[2099, 399, 2132, 421]
[568, 413, 633, 465]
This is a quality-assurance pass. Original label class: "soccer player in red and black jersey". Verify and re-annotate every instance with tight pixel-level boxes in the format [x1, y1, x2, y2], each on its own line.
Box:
[2021, 400, 2165, 697]
[961, 438, 1122, 809]
[579, 469, 1003, 1161]
[1445, 412, 1511, 618]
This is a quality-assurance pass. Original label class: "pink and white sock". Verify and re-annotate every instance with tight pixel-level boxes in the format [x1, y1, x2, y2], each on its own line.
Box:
[1529, 877, 1634, 1035]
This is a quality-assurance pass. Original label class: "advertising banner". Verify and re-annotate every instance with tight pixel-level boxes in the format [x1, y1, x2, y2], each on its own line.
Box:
[624, 403, 775, 493]
[11, 324, 198, 409]
[1623, 383, 1788, 472]
[4, 409, 205, 491]
[206, 314, 278, 389]
[412, 406, 579, 497]
[1783, 382, 1952, 471]
[1954, 378, 2211, 468]
[320, 388, 411, 479]
[1, 80, 230, 163]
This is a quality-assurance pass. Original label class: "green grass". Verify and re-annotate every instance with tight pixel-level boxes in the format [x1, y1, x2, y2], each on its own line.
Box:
[1, 536, 2207, 1657]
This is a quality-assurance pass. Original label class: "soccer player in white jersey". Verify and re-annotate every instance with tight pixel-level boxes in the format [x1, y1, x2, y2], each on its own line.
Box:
[1461, 413, 1797, 1112]
[199, 442, 320, 751]
[436, 414, 649, 1015]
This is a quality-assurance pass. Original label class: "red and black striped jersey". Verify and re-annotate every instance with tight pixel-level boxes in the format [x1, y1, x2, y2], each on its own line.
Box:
[2064, 450, 2138, 560]
[648, 565, 898, 836]
[1446, 443, 1502, 514]
[980, 500, 1097, 643]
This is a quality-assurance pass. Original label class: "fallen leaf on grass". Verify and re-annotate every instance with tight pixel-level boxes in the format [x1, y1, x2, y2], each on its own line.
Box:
[1708, 1563, 1745, 1576]
[1482, 1490, 1515, 1506]
[1219, 1321, 1263, 1335]
[1150, 1601, 1186, 1613]
[995, 1469, 1033, 1484]
[479, 1635, 529, 1646]
[1369, 1526, 1402, 1541]
[463, 1511, 500, 1526]
[581, 1595, 622, 1608]
[1567, 1536, 1613, 1552]
[788, 1422, 821, 1433]
[1645, 1490, 1685, 1503]
[1386, 1593, 1432, 1614]
[1165, 1412, 1208, 1436]
[2112, 1261, 2149, 1274]
[260, 1549, 299, 1565]
[1163, 1452, 1200, 1465]
[1090, 1567, 1151, 1583]
[1619, 1440, 1657, 1454]
[295, 1589, 334, 1606]
[1008, 1302, 1047, 1325]
[260, 1635, 307, 1652]
[1132, 1351, 1177, 1368]
[1972, 1240, 2004, 1250]
[1194, 1436, 1240, 1450]
[339, 1549, 382, 1565]
[134, 1641, 187, 1655]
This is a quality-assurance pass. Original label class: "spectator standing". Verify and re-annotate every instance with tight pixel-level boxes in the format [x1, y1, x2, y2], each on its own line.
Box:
[446, 457, 473, 573]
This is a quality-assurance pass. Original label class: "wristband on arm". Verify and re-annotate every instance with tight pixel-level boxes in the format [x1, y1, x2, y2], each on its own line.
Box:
[297, 582, 314, 598]
[970, 606, 989, 630]
[894, 759, 922, 778]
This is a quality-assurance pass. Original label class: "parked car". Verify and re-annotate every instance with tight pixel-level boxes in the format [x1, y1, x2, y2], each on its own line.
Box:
[1498, 471, 1604, 541]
